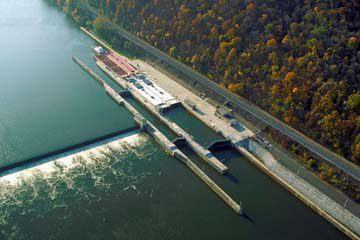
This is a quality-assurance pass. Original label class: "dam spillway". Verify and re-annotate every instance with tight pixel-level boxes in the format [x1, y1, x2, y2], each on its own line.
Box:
[0, 127, 139, 176]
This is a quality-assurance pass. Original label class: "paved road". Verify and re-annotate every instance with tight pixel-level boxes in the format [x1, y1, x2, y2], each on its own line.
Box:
[81, 3, 360, 182]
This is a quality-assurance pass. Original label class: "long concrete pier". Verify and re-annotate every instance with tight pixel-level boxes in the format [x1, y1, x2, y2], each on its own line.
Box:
[73, 56, 242, 214]
[95, 60, 228, 174]
[77, 28, 227, 174]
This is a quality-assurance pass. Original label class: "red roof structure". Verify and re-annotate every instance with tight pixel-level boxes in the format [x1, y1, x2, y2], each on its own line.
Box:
[96, 52, 138, 77]
[106, 53, 137, 76]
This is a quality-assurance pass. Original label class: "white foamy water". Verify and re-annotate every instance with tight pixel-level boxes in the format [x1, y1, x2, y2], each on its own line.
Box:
[0, 131, 142, 185]
[0, 132, 160, 240]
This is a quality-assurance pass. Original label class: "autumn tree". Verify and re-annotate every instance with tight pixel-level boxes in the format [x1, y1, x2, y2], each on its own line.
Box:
[93, 16, 112, 38]
[59, 0, 360, 200]
[266, 38, 277, 48]
[347, 37, 358, 50]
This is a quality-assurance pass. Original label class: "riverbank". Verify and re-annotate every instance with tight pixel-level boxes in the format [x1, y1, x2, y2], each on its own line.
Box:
[3, 1, 352, 238]
[80, 26, 360, 239]
[133, 59, 360, 239]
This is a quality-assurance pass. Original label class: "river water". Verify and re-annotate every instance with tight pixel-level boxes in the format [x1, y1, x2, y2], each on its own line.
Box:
[0, 0, 349, 239]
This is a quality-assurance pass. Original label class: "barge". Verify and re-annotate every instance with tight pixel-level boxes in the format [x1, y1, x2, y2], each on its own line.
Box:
[93, 46, 179, 111]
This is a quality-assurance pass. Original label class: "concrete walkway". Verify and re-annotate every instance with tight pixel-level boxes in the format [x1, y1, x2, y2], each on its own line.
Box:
[133, 60, 254, 144]
[94, 59, 228, 174]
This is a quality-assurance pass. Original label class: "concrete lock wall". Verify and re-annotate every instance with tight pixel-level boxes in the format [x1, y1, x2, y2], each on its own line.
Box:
[73, 55, 243, 215]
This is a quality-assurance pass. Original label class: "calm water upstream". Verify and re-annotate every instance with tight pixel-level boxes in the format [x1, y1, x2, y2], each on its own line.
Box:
[0, 0, 135, 168]
[0, 0, 349, 239]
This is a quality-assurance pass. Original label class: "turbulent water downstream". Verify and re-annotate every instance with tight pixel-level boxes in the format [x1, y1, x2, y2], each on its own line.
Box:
[0, 133, 159, 239]
[0, 0, 350, 239]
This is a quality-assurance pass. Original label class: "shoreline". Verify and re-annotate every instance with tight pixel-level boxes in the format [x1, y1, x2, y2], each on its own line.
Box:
[133, 58, 360, 239]
[80, 27, 360, 239]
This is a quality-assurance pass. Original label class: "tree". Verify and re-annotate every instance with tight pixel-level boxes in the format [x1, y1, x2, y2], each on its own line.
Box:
[169, 47, 177, 56]
[347, 37, 358, 50]
[297, 57, 305, 67]
[344, 93, 360, 111]
[59, 0, 360, 200]
[266, 38, 277, 48]
[228, 83, 243, 94]
[226, 48, 237, 64]
[311, 26, 327, 39]
[210, 27, 219, 37]
[288, 56, 294, 65]
[352, 143, 360, 163]
[93, 16, 111, 38]
[283, 72, 296, 89]
[284, 72, 296, 82]
[265, 23, 274, 34]
[268, 52, 278, 64]
[191, 54, 199, 65]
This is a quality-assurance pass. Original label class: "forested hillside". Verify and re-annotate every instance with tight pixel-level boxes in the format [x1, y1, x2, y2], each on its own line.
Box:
[52, 0, 360, 165]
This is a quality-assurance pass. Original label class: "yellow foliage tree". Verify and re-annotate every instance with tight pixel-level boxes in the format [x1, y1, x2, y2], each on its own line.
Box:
[191, 54, 199, 64]
[169, 47, 177, 56]
[288, 56, 294, 65]
[260, 13, 268, 23]
[220, 41, 229, 50]
[228, 83, 243, 94]
[284, 72, 296, 82]
[284, 116, 292, 124]
[281, 35, 289, 45]
[283, 72, 296, 89]
[268, 52, 278, 64]
[266, 38, 277, 48]
[210, 27, 218, 37]
[297, 57, 305, 67]
[226, 48, 237, 64]
[347, 37, 358, 50]
[230, 37, 241, 46]
[226, 28, 236, 38]
[269, 85, 280, 98]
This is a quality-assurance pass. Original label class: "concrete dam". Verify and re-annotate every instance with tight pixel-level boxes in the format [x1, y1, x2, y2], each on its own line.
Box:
[0, 127, 139, 176]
